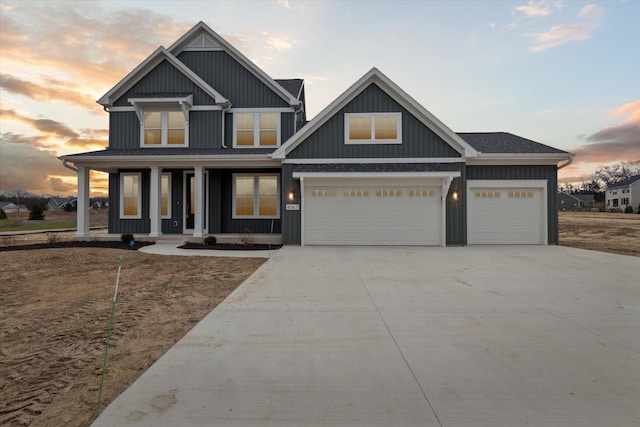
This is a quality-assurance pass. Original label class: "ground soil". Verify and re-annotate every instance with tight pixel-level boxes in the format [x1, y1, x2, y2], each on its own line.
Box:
[0, 248, 265, 427]
[559, 211, 640, 257]
[1, 210, 637, 426]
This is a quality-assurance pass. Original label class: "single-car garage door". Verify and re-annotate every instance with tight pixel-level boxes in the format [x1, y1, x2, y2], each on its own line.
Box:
[467, 181, 546, 245]
[304, 180, 442, 245]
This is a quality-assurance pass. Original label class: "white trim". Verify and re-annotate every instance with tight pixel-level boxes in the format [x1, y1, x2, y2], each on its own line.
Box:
[300, 176, 305, 247]
[232, 173, 281, 219]
[149, 166, 162, 237]
[230, 107, 295, 113]
[272, 68, 477, 159]
[466, 179, 548, 245]
[232, 112, 281, 148]
[98, 47, 229, 108]
[467, 153, 572, 166]
[139, 111, 189, 147]
[108, 106, 135, 112]
[76, 166, 90, 238]
[344, 112, 402, 145]
[168, 22, 300, 108]
[183, 170, 209, 235]
[282, 157, 464, 164]
[191, 105, 222, 111]
[293, 171, 461, 180]
[442, 176, 453, 248]
[119, 172, 142, 219]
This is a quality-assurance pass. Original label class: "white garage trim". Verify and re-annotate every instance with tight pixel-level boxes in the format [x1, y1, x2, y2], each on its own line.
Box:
[294, 172, 460, 246]
[467, 180, 548, 245]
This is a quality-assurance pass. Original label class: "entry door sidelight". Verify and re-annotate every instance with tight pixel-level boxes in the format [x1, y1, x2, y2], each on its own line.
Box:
[184, 172, 208, 232]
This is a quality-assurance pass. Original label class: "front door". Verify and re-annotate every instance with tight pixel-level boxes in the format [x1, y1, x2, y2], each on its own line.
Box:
[184, 172, 208, 233]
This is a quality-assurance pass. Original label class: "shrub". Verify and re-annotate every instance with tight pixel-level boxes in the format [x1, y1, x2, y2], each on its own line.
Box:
[29, 202, 46, 220]
[624, 205, 634, 213]
[120, 233, 134, 245]
[239, 228, 255, 245]
[0, 209, 6, 219]
[204, 236, 217, 245]
[47, 233, 60, 244]
[64, 202, 77, 212]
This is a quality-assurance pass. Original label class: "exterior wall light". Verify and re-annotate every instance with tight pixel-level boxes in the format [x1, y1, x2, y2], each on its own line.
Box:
[288, 190, 296, 202]
[452, 189, 458, 201]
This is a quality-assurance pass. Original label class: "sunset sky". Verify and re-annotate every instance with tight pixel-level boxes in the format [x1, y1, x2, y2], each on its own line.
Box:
[1, 0, 638, 196]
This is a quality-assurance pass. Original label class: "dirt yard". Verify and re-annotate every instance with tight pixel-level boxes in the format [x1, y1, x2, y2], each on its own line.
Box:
[559, 211, 640, 257]
[0, 248, 265, 427]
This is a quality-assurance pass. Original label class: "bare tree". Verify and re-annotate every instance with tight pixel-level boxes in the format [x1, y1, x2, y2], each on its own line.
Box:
[595, 160, 640, 187]
[5, 188, 29, 216]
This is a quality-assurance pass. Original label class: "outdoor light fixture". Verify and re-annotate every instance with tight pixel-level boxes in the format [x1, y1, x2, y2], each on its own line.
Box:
[288, 190, 296, 202]
[452, 190, 459, 201]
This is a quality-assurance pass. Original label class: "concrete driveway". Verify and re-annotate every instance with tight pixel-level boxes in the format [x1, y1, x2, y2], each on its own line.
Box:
[93, 246, 640, 426]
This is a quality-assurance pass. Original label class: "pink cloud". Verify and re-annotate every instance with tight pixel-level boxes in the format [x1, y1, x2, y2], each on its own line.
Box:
[527, 24, 592, 52]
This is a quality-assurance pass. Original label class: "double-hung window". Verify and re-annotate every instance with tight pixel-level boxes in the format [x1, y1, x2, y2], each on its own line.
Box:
[233, 174, 279, 218]
[142, 111, 187, 146]
[120, 173, 141, 219]
[234, 113, 280, 147]
[345, 112, 402, 144]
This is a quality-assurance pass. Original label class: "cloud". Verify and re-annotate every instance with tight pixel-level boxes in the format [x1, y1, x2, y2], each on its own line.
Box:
[578, 4, 601, 18]
[527, 24, 592, 52]
[277, 0, 291, 9]
[260, 32, 297, 51]
[514, 1, 553, 17]
[612, 100, 640, 124]
[0, 73, 101, 114]
[0, 109, 107, 150]
[301, 75, 328, 85]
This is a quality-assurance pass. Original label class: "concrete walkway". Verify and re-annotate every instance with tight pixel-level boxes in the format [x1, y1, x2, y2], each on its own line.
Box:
[93, 246, 640, 426]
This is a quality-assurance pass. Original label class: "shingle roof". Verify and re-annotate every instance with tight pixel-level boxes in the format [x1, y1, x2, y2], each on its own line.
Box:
[457, 132, 569, 154]
[607, 174, 640, 189]
[63, 147, 276, 158]
[293, 163, 461, 173]
[275, 79, 303, 99]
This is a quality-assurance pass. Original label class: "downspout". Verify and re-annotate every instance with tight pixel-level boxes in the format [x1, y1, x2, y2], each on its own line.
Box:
[558, 155, 574, 170]
[61, 159, 78, 173]
[221, 103, 231, 149]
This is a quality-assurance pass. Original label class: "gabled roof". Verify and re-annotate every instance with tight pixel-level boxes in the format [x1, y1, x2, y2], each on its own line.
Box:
[607, 174, 640, 189]
[272, 68, 478, 159]
[275, 79, 304, 100]
[169, 22, 300, 109]
[458, 132, 569, 154]
[97, 47, 229, 108]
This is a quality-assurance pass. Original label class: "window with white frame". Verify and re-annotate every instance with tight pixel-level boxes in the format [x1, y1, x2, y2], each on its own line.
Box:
[345, 113, 402, 144]
[142, 111, 187, 146]
[233, 174, 280, 218]
[234, 113, 280, 147]
[161, 173, 171, 218]
[120, 173, 141, 219]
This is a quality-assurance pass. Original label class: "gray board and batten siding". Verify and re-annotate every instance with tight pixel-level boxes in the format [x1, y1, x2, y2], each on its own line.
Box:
[177, 51, 290, 108]
[286, 83, 462, 159]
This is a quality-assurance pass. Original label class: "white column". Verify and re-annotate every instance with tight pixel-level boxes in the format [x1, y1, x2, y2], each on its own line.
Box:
[149, 166, 162, 237]
[76, 166, 90, 238]
[193, 166, 204, 238]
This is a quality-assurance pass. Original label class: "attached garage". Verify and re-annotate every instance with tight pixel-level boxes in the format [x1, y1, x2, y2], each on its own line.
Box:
[467, 180, 547, 245]
[295, 174, 457, 246]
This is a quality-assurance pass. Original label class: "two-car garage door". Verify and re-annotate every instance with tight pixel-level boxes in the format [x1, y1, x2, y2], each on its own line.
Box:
[304, 179, 442, 245]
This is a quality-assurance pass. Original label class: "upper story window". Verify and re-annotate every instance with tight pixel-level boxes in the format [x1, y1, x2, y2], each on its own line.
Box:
[143, 112, 187, 146]
[345, 112, 402, 144]
[234, 112, 280, 147]
[129, 95, 192, 148]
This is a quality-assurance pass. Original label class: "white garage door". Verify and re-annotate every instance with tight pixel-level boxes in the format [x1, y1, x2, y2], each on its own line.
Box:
[468, 186, 545, 244]
[304, 181, 441, 245]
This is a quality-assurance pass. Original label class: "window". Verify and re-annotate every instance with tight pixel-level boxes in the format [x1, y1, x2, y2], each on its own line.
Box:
[344, 190, 369, 197]
[161, 173, 171, 218]
[234, 113, 280, 147]
[311, 189, 337, 197]
[120, 173, 141, 219]
[142, 111, 187, 146]
[508, 191, 533, 198]
[409, 189, 434, 197]
[475, 191, 500, 198]
[376, 189, 402, 197]
[345, 113, 402, 144]
[613, 199, 619, 207]
[233, 174, 280, 218]
[622, 198, 629, 205]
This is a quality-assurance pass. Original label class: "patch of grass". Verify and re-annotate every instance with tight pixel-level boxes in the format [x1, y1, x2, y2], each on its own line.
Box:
[1, 221, 77, 232]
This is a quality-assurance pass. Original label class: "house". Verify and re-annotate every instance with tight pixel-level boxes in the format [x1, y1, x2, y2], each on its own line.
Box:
[47, 196, 75, 210]
[605, 175, 640, 212]
[0, 202, 28, 214]
[60, 22, 573, 246]
[557, 192, 595, 210]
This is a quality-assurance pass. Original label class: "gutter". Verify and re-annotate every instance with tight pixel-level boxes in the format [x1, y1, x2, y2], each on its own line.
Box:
[558, 154, 574, 170]
[61, 159, 78, 173]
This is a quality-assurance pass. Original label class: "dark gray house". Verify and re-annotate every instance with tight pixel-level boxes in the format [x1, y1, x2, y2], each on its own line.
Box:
[61, 22, 573, 246]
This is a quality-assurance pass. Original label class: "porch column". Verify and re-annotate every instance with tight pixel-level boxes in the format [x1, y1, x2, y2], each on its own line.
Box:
[149, 166, 162, 237]
[193, 166, 204, 238]
[76, 166, 90, 238]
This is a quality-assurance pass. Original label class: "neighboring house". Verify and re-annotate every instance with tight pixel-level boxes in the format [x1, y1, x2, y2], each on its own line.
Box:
[557, 192, 581, 210]
[0, 202, 28, 214]
[60, 22, 573, 246]
[557, 192, 595, 210]
[605, 175, 640, 212]
[47, 196, 74, 210]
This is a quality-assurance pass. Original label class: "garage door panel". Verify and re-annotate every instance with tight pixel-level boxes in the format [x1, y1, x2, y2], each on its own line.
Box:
[468, 186, 543, 245]
[304, 182, 441, 246]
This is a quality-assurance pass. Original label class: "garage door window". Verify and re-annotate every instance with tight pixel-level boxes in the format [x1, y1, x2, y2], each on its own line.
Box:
[475, 191, 501, 198]
[311, 189, 337, 197]
[376, 189, 402, 197]
[508, 191, 533, 198]
[409, 189, 434, 197]
[233, 174, 280, 218]
[344, 190, 369, 197]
